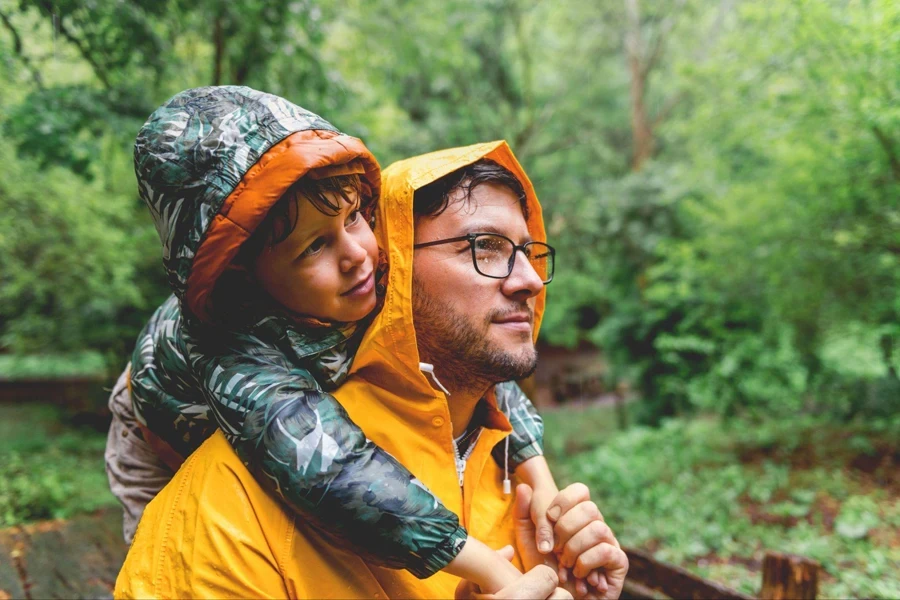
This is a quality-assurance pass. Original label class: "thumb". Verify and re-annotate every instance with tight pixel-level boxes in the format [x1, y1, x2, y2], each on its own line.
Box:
[530, 494, 555, 555]
[497, 544, 516, 562]
[514, 484, 544, 570]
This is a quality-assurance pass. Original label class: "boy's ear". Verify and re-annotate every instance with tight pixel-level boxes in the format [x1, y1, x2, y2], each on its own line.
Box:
[223, 261, 250, 274]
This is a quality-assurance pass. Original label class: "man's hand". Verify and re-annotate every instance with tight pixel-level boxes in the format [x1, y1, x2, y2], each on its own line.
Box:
[547, 483, 629, 600]
[455, 546, 573, 600]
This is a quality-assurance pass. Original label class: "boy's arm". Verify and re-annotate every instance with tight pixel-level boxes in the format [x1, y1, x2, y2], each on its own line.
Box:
[192, 348, 466, 579]
[493, 381, 545, 469]
[492, 382, 559, 555]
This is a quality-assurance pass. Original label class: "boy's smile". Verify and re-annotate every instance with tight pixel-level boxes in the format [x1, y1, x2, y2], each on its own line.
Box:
[253, 189, 379, 323]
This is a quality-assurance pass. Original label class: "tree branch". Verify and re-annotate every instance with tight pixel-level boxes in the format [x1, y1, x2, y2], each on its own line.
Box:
[651, 91, 684, 129]
[37, 1, 111, 89]
[0, 8, 44, 89]
[641, 0, 686, 80]
[871, 125, 900, 181]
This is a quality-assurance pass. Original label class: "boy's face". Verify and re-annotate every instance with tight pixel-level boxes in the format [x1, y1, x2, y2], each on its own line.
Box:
[253, 191, 378, 323]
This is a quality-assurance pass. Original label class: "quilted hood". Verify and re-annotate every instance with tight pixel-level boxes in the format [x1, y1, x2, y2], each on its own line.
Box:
[134, 85, 380, 322]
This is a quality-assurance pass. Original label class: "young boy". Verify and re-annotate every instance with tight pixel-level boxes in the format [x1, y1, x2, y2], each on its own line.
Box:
[108, 86, 558, 593]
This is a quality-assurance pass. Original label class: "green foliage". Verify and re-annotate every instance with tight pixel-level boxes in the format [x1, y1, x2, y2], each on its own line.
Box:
[545, 405, 900, 599]
[0, 0, 897, 421]
[0, 133, 167, 363]
[0, 351, 106, 378]
[0, 404, 117, 526]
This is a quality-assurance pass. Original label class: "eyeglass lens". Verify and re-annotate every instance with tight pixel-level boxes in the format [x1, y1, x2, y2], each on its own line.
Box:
[473, 234, 553, 282]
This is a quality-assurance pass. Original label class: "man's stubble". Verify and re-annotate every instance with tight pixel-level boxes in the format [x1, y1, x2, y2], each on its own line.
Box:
[412, 275, 538, 395]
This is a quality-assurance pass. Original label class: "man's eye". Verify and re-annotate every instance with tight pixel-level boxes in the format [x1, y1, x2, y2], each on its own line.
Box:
[475, 238, 504, 253]
[299, 237, 326, 258]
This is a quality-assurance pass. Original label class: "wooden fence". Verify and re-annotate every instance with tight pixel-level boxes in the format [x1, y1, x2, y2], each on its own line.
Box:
[0, 509, 819, 600]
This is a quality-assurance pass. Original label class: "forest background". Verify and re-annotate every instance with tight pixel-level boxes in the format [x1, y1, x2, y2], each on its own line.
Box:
[0, 0, 897, 597]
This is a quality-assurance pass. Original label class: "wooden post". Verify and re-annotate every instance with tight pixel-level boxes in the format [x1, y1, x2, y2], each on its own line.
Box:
[760, 551, 819, 600]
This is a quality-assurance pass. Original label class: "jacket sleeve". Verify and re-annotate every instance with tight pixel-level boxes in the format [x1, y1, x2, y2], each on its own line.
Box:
[191, 347, 468, 579]
[492, 381, 545, 469]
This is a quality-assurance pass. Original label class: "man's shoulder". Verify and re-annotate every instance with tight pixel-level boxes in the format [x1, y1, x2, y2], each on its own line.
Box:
[150, 431, 290, 533]
[118, 430, 293, 599]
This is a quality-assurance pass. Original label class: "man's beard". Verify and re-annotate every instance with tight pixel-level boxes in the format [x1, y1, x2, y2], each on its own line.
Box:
[412, 277, 538, 392]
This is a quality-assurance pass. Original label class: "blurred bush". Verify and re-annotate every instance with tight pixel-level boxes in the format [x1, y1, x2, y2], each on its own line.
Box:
[0, 0, 897, 418]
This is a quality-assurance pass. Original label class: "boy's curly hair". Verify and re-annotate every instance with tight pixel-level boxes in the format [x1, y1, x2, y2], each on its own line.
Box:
[208, 173, 370, 328]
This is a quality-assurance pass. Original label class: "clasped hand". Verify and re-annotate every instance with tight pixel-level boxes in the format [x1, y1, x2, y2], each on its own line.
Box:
[456, 483, 628, 600]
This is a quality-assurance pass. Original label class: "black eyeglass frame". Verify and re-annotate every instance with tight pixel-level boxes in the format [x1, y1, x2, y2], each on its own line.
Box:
[413, 232, 555, 284]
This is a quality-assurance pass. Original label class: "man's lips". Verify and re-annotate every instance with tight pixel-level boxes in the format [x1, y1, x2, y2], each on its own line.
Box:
[492, 312, 533, 331]
[492, 313, 531, 324]
[341, 271, 374, 297]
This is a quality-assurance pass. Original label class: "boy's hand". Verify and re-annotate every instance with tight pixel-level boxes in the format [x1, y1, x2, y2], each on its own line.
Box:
[454, 546, 573, 600]
[547, 483, 628, 599]
[530, 484, 559, 554]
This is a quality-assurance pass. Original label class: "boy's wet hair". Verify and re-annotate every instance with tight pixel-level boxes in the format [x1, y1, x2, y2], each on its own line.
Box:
[244, 173, 365, 257]
[413, 159, 529, 221]
[209, 173, 366, 327]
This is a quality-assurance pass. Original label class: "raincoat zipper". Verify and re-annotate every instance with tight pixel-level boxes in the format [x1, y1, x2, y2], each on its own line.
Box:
[453, 430, 482, 488]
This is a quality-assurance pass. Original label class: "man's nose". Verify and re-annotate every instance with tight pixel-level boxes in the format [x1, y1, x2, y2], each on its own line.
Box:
[502, 249, 544, 299]
[339, 232, 368, 272]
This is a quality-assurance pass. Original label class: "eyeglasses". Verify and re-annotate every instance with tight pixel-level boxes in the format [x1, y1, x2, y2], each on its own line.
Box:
[413, 232, 555, 284]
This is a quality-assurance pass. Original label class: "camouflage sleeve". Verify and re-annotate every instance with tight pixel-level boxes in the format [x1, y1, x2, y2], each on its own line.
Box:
[191, 349, 468, 579]
[130, 296, 217, 460]
[492, 381, 545, 470]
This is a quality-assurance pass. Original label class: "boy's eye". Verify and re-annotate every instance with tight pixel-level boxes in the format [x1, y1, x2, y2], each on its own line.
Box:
[345, 209, 362, 227]
[299, 237, 326, 258]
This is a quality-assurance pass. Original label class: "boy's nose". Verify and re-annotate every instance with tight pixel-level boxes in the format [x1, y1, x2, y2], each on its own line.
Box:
[339, 235, 368, 272]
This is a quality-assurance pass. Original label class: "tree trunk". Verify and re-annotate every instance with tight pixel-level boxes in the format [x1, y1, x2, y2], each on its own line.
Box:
[212, 14, 224, 86]
[624, 0, 654, 171]
[760, 551, 819, 600]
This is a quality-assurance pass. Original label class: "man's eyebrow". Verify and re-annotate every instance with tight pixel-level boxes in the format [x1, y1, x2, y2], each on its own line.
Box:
[461, 222, 533, 243]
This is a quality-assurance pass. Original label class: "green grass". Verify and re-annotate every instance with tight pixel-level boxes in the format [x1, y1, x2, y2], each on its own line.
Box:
[544, 404, 900, 599]
[0, 403, 118, 527]
[0, 352, 107, 379]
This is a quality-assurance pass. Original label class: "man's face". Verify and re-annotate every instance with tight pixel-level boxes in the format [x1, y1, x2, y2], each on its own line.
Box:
[412, 182, 545, 384]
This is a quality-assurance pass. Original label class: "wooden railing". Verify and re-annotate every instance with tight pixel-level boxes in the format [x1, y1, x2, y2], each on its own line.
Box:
[623, 546, 819, 600]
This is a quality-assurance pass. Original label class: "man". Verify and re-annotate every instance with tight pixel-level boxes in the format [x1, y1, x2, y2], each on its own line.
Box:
[115, 141, 627, 599]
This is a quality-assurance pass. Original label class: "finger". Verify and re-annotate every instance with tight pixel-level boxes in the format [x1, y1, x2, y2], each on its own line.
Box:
[496, 544, 516, 562]
[546, 483, 591, 523]
[559, 520, 617, 568]
[514, 484, 548, 571]
[558, 565, 568, 584]
[454, 578, 478, 600]
[587, 570, 600, 588]
[575, 578, 588, 598]
[572, 543, 628, 581]
[549, 587, 575, 600]
[531, 496, 555, 554]
[594, 571, 609, 596]
[554, 501, 604, 552]
[502, 565, 559, 599]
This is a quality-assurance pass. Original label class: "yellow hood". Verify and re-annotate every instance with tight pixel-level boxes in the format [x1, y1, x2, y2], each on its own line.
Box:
[351, 140, 547, 394]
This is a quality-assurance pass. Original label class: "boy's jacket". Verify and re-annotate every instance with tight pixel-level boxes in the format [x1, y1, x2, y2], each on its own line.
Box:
[129, 87, 544, 578]
[117, 141, 548, 599]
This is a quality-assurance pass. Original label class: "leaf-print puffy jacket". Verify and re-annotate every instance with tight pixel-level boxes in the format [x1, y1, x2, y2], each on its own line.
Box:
[129, 86, 544, 578]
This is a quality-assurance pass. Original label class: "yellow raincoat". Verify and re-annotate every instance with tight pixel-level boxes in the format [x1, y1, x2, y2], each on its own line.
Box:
[115, 141, 547, 599]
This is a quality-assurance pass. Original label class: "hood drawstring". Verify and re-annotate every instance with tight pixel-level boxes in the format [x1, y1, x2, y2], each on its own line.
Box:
[503, 434, 511, 495]
[419, 363, 451, 396]
[419, 362, 511, 494]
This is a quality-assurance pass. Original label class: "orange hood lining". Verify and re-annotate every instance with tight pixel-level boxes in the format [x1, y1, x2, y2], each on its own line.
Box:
[185, 130, 381, 322]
